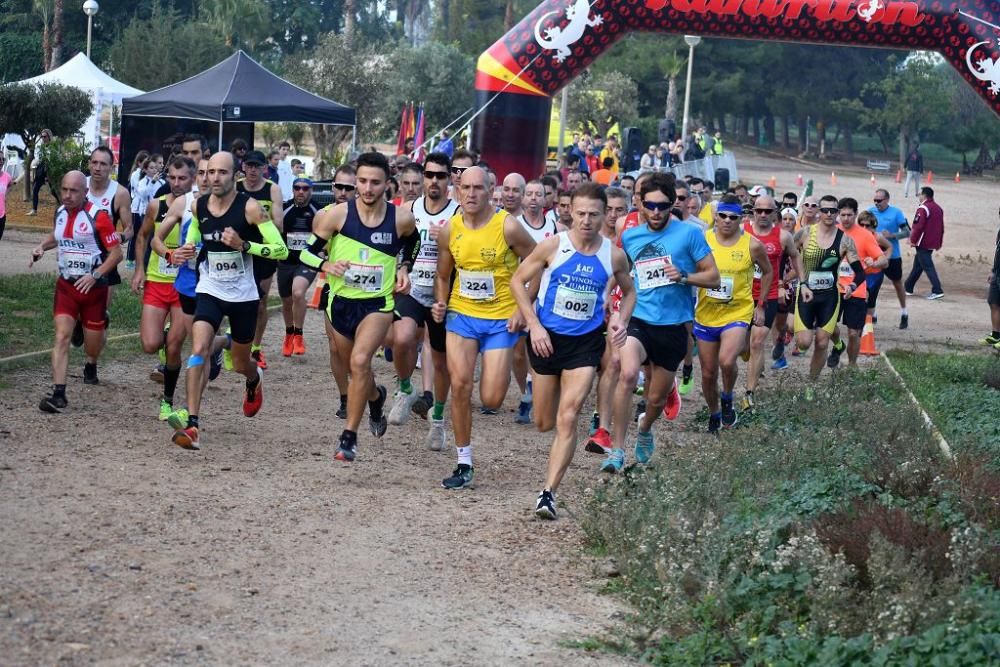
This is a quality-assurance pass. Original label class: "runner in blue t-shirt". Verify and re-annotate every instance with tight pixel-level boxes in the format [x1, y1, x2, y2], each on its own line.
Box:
[867, 188, 910, 329]
[608, 173, 719, 471]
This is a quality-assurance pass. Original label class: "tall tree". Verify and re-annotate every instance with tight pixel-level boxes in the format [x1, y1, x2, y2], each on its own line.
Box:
[660, 51, 685, 122]
[32, 0, 52, 71]
[566, 70, 638, 138]
[344, 0, 356, 38]
[49, 0, 62, 68]
[199, 0, 271, 50]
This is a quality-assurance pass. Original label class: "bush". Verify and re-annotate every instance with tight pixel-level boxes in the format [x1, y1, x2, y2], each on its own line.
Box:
[43, 137, 91, 199]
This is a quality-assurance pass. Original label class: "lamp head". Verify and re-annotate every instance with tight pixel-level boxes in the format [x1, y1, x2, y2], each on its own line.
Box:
[83, 0, 99, 17]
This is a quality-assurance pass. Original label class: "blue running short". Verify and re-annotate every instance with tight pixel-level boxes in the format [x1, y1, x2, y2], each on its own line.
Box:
[446, 312, 520, 351]
[693, 320, 749, 343]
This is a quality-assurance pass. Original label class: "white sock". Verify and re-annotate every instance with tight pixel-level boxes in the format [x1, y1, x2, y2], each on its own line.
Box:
[901, 308, 908, 315]
[457, 445, 472, 466]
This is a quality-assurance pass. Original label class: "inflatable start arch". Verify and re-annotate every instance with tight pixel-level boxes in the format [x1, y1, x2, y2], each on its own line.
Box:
[471, 0, 1000, 178]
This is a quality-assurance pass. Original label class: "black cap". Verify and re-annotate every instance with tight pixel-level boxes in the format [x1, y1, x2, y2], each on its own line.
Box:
[243, 150, 266, 166]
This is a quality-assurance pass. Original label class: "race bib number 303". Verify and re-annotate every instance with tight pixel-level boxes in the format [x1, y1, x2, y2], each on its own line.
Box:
[457, 269, 496, 300]
[636, 256, 675, 290]
[807, 271, 835, 291]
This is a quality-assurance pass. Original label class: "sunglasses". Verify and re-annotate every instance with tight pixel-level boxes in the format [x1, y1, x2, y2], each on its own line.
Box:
[754, 208, 775, 214]
[643, 200, 674, 212]
[676, 194, 687, 202]
[819, 207, 839, 214]
[293, 185, 311, 191]
[860, 223, 876, 229]
[333, 183, 356, 192]
[423, 170, 449, 180]
[803, 202, 818, 208]
[718, 213, 741, 221]
[873, 198, 885, 203]
[450, 166, 468, 175]
[691, 189, 704, 195]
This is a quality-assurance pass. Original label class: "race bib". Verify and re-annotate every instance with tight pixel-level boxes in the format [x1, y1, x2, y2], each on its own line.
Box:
[636, 256, 675, 290]
[553, 285, 597, 321]
[838, 260, 853, 278]
[344, 263, 384, 292]
[807, 271, 835, 290]
[753, 263, 763, 280]
[458, 269, 496, 300]
[706, 275, 735, 302]
[60, 249, 96, 278]
[207, 251, 246, 282]
[412, 258, 436, 289]
[286, 232, 310, 251]
[158, 254, 179, 277]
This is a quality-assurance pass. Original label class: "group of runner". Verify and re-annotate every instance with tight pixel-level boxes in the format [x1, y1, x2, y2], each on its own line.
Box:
[34, 142, 918, 520]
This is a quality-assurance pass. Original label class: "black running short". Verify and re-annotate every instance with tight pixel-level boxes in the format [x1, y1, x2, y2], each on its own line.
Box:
[751, 298, 779, 329]
[840, 296, 867, 331]
[276, 262, 317, 298]
[179, 292, 197, 316]
[254, 256, 278, 283]
[327, 294, 391, 340]
[393, 293, 446, 353]
[626, 318, 688, 371]
[884, 257, 903, 282]
[527, 325, 605, 376]
[794, 288, 840, 335]
[194, 293, 258, 344]
[989, 279, 1000, 307]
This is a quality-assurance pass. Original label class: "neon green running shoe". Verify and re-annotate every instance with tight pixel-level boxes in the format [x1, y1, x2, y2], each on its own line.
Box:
[678, 376, 694, 396]
[158, 346, 167, 365]
[167, 408, 190, 430]
[158, 399, 173, 421]
[223, 327, 233, 371]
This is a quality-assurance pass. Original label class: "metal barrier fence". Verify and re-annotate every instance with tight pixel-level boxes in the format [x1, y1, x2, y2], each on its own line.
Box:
[629, 152, 739, 187]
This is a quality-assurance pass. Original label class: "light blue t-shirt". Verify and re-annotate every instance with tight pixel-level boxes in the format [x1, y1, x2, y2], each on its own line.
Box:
[621, 220, 712, 326]
[868, 205, 908, 259]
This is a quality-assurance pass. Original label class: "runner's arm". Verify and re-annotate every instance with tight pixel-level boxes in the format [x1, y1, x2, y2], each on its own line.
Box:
[132, 199, 159, 275]
[152, 196, 188, 259]
[395, 208, 420, 272]
[611, 246, 636, 326]
[269, 183, 284, 231]
[29, 231, 57, 266]
[839, 235, 866, 291]
[503, 213, 538, 260]
[114, 188, 132, 234]
[749, 237, 773, 306]
[91, 210, 123, 280]
[685, 251, 721, 289]
[433, 222, 454, 306]
[781, 229, 804, 282]
[243, 197, 287, 260]
[299, 204, 346, 272]
[511, 236, 557, 329]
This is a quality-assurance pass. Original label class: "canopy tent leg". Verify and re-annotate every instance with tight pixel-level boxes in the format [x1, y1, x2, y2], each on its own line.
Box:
[217, 118, 224, 153]
[351, 126, 357, 158]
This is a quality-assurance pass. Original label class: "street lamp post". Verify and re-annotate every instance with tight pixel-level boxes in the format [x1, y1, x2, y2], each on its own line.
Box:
[681, 35, 701, 149]
[83, 0, 99, 59]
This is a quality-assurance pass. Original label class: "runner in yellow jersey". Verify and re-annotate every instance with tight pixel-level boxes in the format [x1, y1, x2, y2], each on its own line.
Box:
[694, 194, 772, 433]
[431, 166, 537, 489]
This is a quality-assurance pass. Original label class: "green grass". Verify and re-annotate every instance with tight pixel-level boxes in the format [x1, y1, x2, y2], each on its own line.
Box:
[0, 272, 142, 359]
[886, 350, 1000, 459]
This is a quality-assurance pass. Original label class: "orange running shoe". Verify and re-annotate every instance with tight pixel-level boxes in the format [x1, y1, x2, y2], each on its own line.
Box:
[585, 427, 612, 454]
[282, 334, 294, 357]
[172, 426, 200, 450]
[663, 380, 682, 421]
[251, 349, 268, 370]
[243, 368, 264, 417]
[292, 334, 306, 355]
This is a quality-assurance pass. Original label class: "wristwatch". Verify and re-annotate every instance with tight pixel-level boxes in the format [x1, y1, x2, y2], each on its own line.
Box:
[678, 270, 689, 285]
[91, 270, 103, 281]
[241, 240, 251, 253]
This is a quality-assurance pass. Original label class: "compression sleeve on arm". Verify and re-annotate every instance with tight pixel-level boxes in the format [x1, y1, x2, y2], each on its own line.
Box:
[184, 214, 201, 246]
[895, 223, 911, 240]
[850, 260, 866, 288]
[299, 234, 330, 271]
[399, 230, 420, 270]
[246, 220, 288, 260]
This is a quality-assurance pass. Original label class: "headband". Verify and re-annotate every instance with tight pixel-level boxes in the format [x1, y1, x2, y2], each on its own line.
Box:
[717, 203, 742, 215]
[780, 207, 798, 218]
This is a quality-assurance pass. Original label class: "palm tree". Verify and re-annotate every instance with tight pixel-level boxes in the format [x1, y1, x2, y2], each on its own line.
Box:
[661, 51, 686, 121]
[200, 0, 269, 49]
[33, 0, 52, 71]
[344, 0, 356, 39]
[49, 0, 63, 68]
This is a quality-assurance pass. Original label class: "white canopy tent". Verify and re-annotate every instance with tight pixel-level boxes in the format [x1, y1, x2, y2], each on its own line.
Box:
[10, 53, 144, 149]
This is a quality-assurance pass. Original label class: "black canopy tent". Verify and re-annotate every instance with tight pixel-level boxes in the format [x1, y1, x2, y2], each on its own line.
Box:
[119, 50, 355, 183]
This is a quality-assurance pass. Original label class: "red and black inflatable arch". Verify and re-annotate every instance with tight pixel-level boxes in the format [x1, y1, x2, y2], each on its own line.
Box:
[472, 0, 1000, 178]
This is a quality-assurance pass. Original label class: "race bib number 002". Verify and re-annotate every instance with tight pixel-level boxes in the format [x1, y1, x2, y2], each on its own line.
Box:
[344, 263, 384, 292]
[553, 285, 597, 321]
[208, 251, 246, 282]
[636, 256, 675, 290]
[458, 270, 496, 300]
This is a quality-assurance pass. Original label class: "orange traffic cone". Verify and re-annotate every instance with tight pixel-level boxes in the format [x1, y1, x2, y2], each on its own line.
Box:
[926, 170, 934, 184]
[308, 273, 327, 309]
[895, 169, 902, 183]
[768, 175, 777, 188]
[954, 171, 960, 183]
[859, 315, 879, 356]
[870, 173, 876, 185]
[831, 171, 837, 186]
[796, 173, 804, 186]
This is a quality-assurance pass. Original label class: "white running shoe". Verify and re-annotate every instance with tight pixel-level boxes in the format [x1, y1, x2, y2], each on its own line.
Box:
[426, 417, 446, 451]
[388, 389, 418, 426]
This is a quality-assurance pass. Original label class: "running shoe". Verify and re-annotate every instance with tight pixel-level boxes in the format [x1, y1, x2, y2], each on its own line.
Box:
[826, 340, 846, 368]
[634, 370, 645, 396]
[899, 314, 909, 330]
[980, 334, 1000, 347]
[442, 464, 474, 489]
[71, 320, 84, 348]
[149, 365, 165, 383]
[158, 345, 167, 366]
[740, 392, 755, 414]
[242, 367, 264, 417]
[515, 400, 533, 424]
[223, 329, 234, 371]
[588, 411, 600, 436]
[600, 448, 625, 473]
[663, 380, 681, 421]
[158, 399, 173, 422]
[251, 349, 268, 370]
[927, 292, 944, 300]
[791, 346, 801, 357]
[334, 432, 357, 462]
[282, 334, 294, 357]
[83, 363, 99, 385]
[535, 489, 557, 520]
[721, 400, 739, 429]
[369, 384, 388, 437]
[292, 334, 306, 356]
[209, 349, 223, 381]
[771, 356, 789, 370]
[771, 337, 785, 361]
[426, 417, 446, 451]
[585, 427, 612, 454]
[678, 375, 694, 396]
[708, 414, 721, 434]
[388, 388, 418, 426]
[634, 430, 655, 464]
[336, 396, 348, 419]
[480, 406, 498, 415]
[872, 313, 878, 325]
[740, 347, 751, 362]
[39, 393, 68, 413]
[172, 426, 200, 450]
[411, 392, 433, 420]
[904, 289, 915, 296]
[167, 408, 189, 431]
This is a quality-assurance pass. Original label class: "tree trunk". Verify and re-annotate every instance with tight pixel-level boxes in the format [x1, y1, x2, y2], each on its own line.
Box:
[504, 0, 515, 31]
[41, 21, 51, 72]
[764, 113, 775, 146]
[437, 0, 450, 38]
[844, 126, 854, 159]
[817, 120, 827, 158]
[782, 115, 791, 149]
[716, 116, 726, 135]
[22, 147, 34, 202]
[665, 77, 678, 121]
[897, 126, 906, 168]
[344, 0, 356, 39]
[796, 116, 807, 153]
[50, 0, 63, 69]
[754, 116, 763, 145]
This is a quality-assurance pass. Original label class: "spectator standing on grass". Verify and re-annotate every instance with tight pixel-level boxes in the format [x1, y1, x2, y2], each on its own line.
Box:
[129, 155, 164, 265]
[276, 141, 294, 197]
[980, 206, 1000, 350]
[903, 143, 923, 198]
[27, 129, 53, 216]
[0, 151, 21, 241]
[904, 186, 945, 300]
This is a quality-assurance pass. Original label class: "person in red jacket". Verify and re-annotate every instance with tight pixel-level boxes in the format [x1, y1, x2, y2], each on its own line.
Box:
[904, 186, 945, 299]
